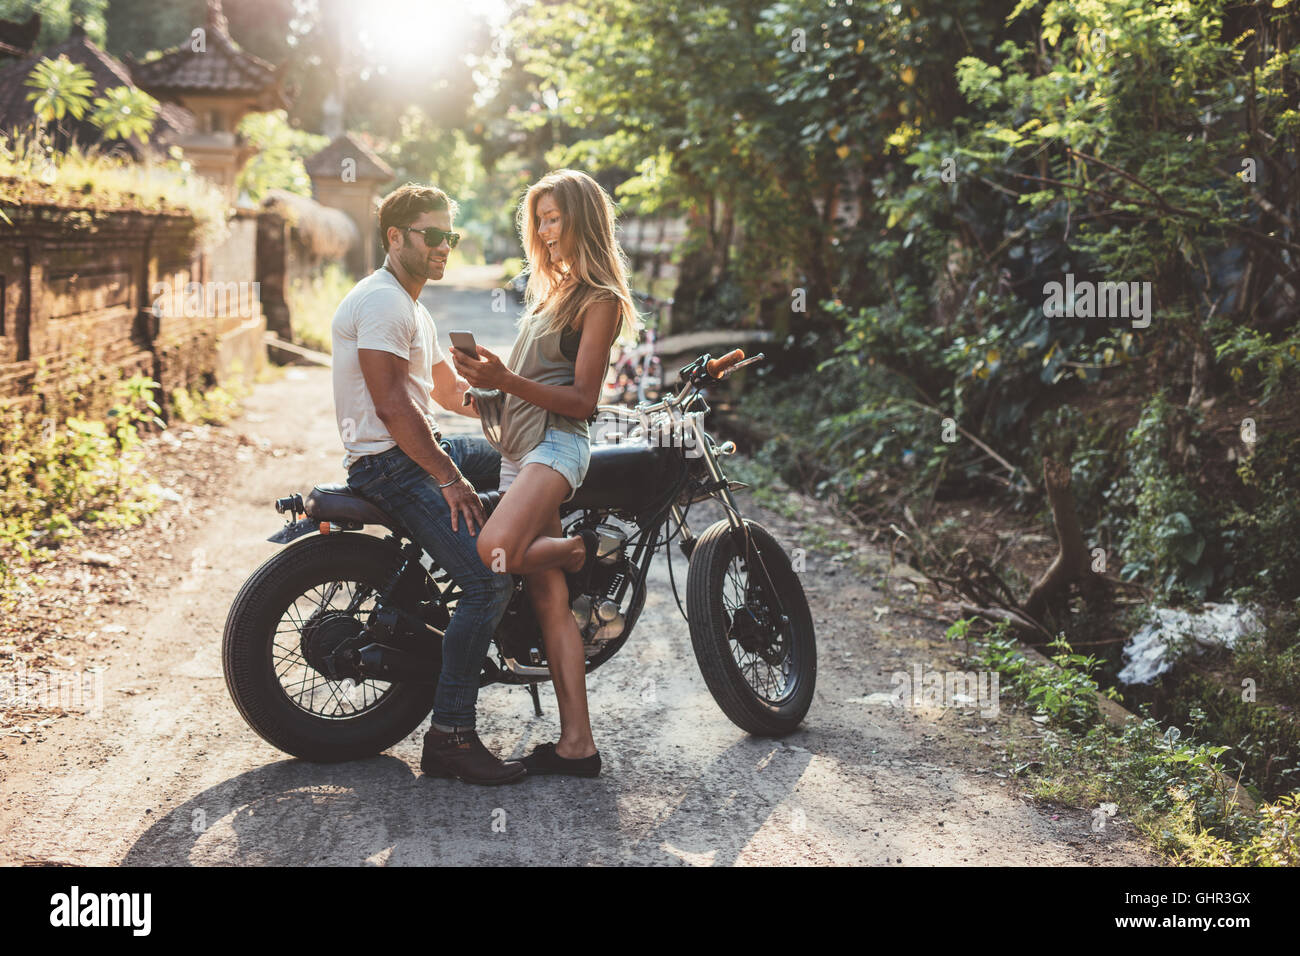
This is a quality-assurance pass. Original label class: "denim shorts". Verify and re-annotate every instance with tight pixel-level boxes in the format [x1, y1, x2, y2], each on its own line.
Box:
[499, 428, 591, 501]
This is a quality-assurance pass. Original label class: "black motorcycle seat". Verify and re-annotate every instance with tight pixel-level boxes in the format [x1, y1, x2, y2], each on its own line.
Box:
[306, 483, 502, 530]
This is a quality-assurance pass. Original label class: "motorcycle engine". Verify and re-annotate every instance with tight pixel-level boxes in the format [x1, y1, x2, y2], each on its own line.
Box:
[570, 524, 635, 654]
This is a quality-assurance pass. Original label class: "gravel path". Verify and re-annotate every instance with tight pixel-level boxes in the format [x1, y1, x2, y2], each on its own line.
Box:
[0, 267, 1158, 866]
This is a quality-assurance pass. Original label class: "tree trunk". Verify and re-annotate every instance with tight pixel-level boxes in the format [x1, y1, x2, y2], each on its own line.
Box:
[1023, 457, 1104, 626]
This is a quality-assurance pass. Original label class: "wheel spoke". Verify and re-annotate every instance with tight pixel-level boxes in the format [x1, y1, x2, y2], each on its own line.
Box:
[721, 552, 791, 704]
[270, 576, 399, 720]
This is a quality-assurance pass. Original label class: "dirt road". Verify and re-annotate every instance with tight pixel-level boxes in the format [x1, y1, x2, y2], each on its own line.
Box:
[0, 267, 1157, 865]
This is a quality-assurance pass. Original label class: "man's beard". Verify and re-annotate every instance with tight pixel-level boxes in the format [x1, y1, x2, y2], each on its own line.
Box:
[398, 246, 431, 280]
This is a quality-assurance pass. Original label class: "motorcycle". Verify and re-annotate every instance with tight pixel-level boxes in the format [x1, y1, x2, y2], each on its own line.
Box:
[222, 349, 816, 762]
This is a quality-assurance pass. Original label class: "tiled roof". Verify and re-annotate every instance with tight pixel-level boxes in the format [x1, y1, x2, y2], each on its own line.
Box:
[127, 2, 283, 106]
[305, 132, 394, 182]
[0, 31, 194, 154]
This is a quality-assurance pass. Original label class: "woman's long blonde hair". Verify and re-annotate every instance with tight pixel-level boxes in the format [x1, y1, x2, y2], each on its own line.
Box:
[517, 169, 639, 346]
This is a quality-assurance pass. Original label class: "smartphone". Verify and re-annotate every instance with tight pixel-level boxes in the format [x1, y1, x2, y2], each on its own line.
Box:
[449, 330, 478, 358]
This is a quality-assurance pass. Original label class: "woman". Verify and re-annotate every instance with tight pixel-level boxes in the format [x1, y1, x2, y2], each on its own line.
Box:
[452, 169, 637, 777]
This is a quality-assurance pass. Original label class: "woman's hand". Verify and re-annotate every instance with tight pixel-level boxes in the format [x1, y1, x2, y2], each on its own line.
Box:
[451, 344, 512, 390]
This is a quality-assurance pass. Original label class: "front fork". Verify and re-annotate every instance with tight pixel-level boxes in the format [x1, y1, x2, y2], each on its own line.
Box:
[676, 413, 790, 623]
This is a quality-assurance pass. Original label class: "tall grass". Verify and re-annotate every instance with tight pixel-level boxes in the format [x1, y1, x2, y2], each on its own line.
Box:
[0, 133, 228, 244]
[286, 262, 354, 354]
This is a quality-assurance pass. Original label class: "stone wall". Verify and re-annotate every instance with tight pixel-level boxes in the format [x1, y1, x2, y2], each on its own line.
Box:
[256, 190, 358, 341]
[0, 202, 265, 422]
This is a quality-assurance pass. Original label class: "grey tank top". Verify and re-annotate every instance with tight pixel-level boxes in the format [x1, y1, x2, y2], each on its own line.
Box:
[472, 314, 588, 462]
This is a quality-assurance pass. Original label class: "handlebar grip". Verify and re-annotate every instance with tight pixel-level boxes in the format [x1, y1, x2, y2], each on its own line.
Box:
[706, 348, 745, 378]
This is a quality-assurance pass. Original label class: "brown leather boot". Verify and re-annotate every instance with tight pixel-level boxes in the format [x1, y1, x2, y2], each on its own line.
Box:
[420, 727, 527, 785]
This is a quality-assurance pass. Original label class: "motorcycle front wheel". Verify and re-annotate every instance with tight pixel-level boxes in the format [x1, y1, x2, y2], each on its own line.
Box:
[223, 532, 439, 762]
[686, 518, 816, 735]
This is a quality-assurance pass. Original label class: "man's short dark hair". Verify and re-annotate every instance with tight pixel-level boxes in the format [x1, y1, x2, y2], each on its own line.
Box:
[378, 183, 458, 251]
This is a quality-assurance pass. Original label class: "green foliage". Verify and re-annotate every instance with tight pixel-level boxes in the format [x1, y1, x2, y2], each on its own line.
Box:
[947, 618, 1268, 861]
[0, 374, 163, 603]
[950, 622, 1118, 730]
[706, 0, 1300, 610]
[285, 262, 355, 356]
[89, 85, 159, 142]
[25, 55, 95, 123]
[0, 0, 108, 48]
[1230, 605, 1300, 712]
[0, 133, 229, 244]
[24, 55, 160, 147]
[235, 111, 328, 203]
[1213, 793, 1300, 867]
[383, 107, 475, 199]
[1112, 393, 1219, 601]
[1162, 673, 1300, 798]
[1223, 434, 1300, 599]
[1215, 326, 1300, 403]
[169, 381, 248, 426]
[734, 347, 905, 505]
[1035, 713, 1256, 861]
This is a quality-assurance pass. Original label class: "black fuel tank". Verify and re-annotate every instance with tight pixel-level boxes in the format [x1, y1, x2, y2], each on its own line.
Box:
[567, 441, 682, 512]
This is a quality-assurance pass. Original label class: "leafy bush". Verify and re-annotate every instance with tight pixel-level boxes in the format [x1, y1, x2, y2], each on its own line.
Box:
[1217, 793, 1300, 867]
[0, 375, 164, 603]
[1223, 433, 1300, 600]
[947, 619, 1263, 861]
[1111, 393, 1219, 601]
[1162, 673, 1300, 799]
[0, 133, 228, 243]
[949, 621, 1117, 731]
[169, 380, 249, 426]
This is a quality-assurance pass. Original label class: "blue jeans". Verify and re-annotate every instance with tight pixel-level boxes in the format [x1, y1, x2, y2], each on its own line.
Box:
[345, 437, 512, 729]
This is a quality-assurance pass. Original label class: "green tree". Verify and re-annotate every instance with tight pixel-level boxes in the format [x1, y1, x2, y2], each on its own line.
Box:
[24, 54, 95, 123]
[235, 110, 328, 202]
[0, 0, 107, 48]
[89, 84, 158, 140]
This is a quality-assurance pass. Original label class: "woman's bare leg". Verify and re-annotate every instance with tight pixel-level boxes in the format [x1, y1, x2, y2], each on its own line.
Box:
[476, 464, 597, 757]
[476, 463, 586, 576]
[527, 514, 597, 759]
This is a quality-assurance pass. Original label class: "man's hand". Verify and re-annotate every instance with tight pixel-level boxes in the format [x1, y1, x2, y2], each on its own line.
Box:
[441, 475, 486, 535]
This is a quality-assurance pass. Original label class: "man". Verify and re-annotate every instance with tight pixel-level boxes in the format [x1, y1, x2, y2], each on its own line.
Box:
[332, 183, 522, 785]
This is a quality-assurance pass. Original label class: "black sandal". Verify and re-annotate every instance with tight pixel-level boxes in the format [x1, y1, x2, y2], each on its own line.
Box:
[520, 742, 602, 777]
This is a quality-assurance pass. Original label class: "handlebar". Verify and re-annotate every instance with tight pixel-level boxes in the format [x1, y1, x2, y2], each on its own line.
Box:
[671, 349, 764, 404]
[706, 349, 745, 378]
[608, 348, 764, 424]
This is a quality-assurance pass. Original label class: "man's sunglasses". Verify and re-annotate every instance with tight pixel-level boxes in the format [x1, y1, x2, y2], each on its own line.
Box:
[404, 226, 460, 249]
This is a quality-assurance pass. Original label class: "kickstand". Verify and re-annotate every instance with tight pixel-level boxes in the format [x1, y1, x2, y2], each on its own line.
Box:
[527, 682, 543, 717]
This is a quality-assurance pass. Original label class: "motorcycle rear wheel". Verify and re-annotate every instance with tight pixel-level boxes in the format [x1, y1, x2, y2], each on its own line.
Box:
[223, 532, 439, 762]
[686, 518, 816, 735]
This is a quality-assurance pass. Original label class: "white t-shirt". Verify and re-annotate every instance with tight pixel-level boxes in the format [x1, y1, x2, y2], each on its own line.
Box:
[331, 263, 447, 471]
